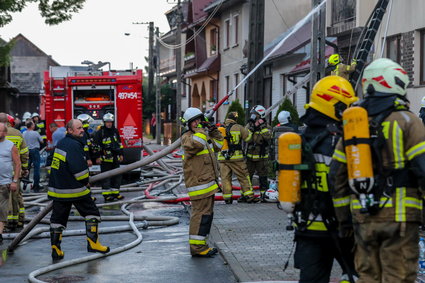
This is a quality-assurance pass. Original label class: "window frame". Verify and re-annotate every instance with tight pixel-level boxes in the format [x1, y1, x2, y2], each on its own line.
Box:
[233, 14, 239, 46]
[386, 34, 401, 64]
[224, 19, 230, 49]
[420, 29, 425, 85]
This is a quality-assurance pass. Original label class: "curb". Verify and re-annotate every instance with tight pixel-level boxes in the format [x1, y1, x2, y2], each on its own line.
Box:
[210, 223, 252, 282]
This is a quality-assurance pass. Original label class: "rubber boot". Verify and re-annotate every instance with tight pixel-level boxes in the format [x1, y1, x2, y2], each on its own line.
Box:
[224, 199, 233, 204]
[50, 227, 64, 260]
[192, 247, 218, 257]
[86, 219, 110, 254]
[103, 195, 114, 202]
[246, 195, 261, 203]
[114, 194, 124, 200]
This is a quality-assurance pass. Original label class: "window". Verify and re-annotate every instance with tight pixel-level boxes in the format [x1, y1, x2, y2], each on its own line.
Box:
[225, 19, 230, 49]
[210, 28, 218, 55]
[233, 15, 239, 46]
[225, 76, 230, 94]
[421, 30, 425, 84]
[386, 35, 401, 64]
[234, 73, 239, 98]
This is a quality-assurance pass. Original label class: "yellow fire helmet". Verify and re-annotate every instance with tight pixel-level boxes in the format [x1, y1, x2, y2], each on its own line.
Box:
[328, 54, 341, 66]
[306, 75, 358, 121]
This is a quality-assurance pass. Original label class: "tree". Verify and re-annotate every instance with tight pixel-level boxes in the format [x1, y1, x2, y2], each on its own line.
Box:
[225, 99, 245, 125]
[272, 97, 300, 126]
[0, 0, 85, 27]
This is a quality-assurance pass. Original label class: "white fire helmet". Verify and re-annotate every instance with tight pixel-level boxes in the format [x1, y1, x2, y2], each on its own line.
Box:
[22, 112, 32, 120]
[251, 105, 266, 118]
[183, 107, 203, 124]
[103, 113, 115, 122]
[31, 112, 40, 118]
[362, 58, 409, 97]
[264, 188, 279, 202]
[278, 111, 291, 125]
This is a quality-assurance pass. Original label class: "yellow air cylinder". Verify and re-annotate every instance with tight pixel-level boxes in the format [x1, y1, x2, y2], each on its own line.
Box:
[278, 132, 302, 215]
[343, 106, 374, 195]
[218, 126, 229, 151]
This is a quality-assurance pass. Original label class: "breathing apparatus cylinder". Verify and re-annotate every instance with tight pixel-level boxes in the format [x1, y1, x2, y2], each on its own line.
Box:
[343, 106, 375, 213]
[218, 126, 230, 160]
[278, 132, 302, 230]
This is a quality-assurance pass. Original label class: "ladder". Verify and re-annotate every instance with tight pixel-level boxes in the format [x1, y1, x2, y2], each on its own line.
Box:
[349, 0, 390, 89]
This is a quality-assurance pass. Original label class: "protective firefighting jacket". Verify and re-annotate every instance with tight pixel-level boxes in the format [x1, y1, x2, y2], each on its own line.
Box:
[35, 120, 47, 141]
[93, 126, 123, 163]
[6, 126, 29, 170]
[331, 97, 425, 225]
[331, 62, 356, 80]
[271, 123, 298, 160]
[218, 118, 252, 162]
[295, 109, 341, 237]
[181, 127, 223, 200]
[245, 122, 272, 160]
[48, 134, 91, 201]
[82, 128, 95, 161]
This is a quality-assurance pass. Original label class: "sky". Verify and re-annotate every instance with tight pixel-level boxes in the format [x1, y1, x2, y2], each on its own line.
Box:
[0, 0, 174, 70]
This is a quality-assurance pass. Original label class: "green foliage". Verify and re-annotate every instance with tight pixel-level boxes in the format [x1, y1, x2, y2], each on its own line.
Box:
[0, 40, 14, 67]
[225, 99, 245, 125]
[272, 97, 301, 126]
[0, 0, 85, 27]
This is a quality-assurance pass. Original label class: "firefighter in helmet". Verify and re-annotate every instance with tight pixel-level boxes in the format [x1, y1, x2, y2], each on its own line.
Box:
[292, 76, 358, 283]
[271, 111, 299, 161]
[31, 112, 47, 145]
[245, 105, 272, 200]
[330, 58, 425, 282]
[218, 111, 260, 204]
[328, 54, 357, 81]
[94, 113, 124, 202]
[181, 107, 223, 257]
[77, 114, 95, 167]
[20, 112, 32, 133]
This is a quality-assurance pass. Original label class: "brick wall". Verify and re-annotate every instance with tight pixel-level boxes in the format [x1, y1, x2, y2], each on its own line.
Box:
[400, 31, 415, 86]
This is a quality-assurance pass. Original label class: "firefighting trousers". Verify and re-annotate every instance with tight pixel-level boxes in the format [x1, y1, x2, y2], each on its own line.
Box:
[219, 161, 253, 200]
[294, 234, 356, 283]
[246, 159, 269, 192]
[189, 195, 214, 255]
[101, 162, 122, 196]
[50, 196, 101, 228]
[354, 222, 419, 283]
[7, 183, 24, 225]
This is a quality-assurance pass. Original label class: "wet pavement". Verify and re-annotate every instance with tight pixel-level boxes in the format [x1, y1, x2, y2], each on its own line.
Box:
[1, 200, 236, 283]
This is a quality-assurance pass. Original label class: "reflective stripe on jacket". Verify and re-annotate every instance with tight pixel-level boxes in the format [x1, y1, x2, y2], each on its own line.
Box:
[245, 124, 272, 160]
[218, 118, 252, 162]
[181, 127, 223, 200]
[6, 126, 29, 169]
[48, 134, 91, 201]
[331, 110, 425, 224]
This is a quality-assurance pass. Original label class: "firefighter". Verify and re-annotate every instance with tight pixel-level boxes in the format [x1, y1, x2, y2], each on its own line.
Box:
[20, 112, 32, 133]
[94, 113, 124, 202]
[271, 111, 298, 160]
[245, 105, 272, 200]
[419, 96, 425, 125]
[218, 112, 260, 204]
[48, 119, 109, 260]
[0, 113, 29, 230]
[181, 107, 223, 257]
[77, 114, 95, 167]
[330, 58, 425, 283]
[292, 76, 358, 283]
[31, 113, 47, 144]
[328, 54, 356, 80]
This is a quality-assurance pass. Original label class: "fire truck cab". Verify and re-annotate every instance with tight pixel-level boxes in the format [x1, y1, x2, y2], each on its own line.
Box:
[42, 66, 143, 164]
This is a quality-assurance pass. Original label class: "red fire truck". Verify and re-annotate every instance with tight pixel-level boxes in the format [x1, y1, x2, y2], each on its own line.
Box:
[42, 66, 143, 163]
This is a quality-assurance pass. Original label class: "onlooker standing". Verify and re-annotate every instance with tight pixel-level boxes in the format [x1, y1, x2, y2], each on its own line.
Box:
[49, 123, 66, 147]
[23, 121, 43, 192]
[0, 123, 21, 243]
[150, 113, 157, 139]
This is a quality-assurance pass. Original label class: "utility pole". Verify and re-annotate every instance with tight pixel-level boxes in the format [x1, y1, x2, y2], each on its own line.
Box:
[310, 0, 326, 91]
[247, 0, 264, 111]
[148, 22, 155, 99]
[155, 27, 161, 145]
[175, 0, 182, 127]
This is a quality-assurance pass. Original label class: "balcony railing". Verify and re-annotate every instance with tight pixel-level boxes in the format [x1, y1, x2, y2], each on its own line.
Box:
[159, 56, 176, 74]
